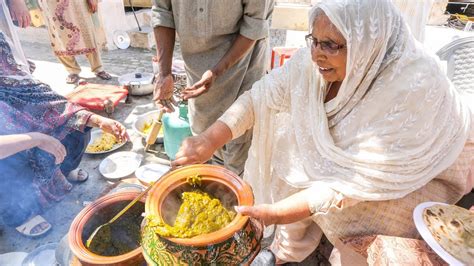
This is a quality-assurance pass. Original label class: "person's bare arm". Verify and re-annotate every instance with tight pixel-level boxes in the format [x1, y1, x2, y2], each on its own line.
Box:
[0, 133, 66, 163]
[172, 121, 233, 166]
[215, 35, 255, 77]
[236, 189, 312, 225]
[85, 114, 129, 142]
[181, 35, 256, 100]
[154, 26, 175, 78]
[152, 26, 176, 112]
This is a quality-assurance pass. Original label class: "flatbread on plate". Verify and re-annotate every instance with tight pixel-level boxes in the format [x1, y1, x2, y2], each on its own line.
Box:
[422, 204, 474, 264]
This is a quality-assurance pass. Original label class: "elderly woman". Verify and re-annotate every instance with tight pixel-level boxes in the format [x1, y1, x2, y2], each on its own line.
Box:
[0, 29, 128, 236]
[173, 0, 473, 263]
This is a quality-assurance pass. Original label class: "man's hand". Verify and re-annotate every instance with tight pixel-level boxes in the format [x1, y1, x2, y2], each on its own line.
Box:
[87, 0, 98, 13]
[153, 73, 176, 112]
[8, 0, 31, 28]
[30, 132, 66, 164]
[181, 70, 216, 100]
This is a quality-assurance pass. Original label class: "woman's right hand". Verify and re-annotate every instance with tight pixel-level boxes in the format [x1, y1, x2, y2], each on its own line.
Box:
[29, 132, 66, 164]
[152, 74, 176, 113]
[172, 135, 216, 167]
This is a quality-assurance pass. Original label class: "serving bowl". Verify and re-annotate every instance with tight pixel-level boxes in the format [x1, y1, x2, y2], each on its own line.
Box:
[141, 164, 263, 265]
[132, 110, 164, 143]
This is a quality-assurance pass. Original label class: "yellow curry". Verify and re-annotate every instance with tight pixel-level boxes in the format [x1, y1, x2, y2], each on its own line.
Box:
[148, 175, 236, 238]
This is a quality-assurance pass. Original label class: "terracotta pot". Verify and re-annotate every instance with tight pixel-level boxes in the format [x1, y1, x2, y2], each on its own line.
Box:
[69, 191, 146, 266]
[142, 164, 263, 265]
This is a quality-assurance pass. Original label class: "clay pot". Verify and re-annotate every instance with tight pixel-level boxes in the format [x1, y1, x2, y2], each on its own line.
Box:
[69, 191, 146, 266]
[142, 164, 263, 265]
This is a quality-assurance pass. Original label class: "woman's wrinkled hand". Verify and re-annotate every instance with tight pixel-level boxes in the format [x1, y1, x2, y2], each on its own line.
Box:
[96, 117, 130, 143]
[86, 0, 98, 13]
[8, 0, 31, 28]
[153, 73, 176, 113]
[172, 135, 216, 167]
[30, 132, 66, 164]
[181, 70, 215, 100]
[235, 204, 280, 226]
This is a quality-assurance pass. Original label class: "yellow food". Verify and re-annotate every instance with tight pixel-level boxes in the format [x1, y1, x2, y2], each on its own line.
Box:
[148, 190, 236, 238]
[86, 132, 118, 153]
[147, 175, 236, 238]
[142, 120, 163, 135]
[186, 174, 202, 187]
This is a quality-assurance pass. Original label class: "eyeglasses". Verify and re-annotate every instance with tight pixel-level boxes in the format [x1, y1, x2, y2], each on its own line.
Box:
[305, 34, 346, 55]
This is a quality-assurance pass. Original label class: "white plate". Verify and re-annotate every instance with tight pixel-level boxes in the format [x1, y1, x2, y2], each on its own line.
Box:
[99, 151, 142, 181]
[135, 164, 170, 186]
[113, 30, 130, 50]
[85, 129, 126, 155]
[22, 243, 57, 266]
[132, 110, 164, 142]
[0, 252, 28, 266]
[413, 202, 464, 266]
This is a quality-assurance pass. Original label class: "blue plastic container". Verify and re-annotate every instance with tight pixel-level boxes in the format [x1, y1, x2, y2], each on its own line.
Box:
[162, 103, 193, 160]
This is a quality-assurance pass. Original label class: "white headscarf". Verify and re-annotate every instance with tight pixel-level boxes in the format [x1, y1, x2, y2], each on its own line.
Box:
[244, 0, 471, 203]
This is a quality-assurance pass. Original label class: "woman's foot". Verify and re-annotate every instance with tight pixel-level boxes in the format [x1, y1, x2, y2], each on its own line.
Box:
[15, 215, 52, 237]
[66, 168, 89, 182]
[66, 74, 80, 84]
[95, 71, 112, 80]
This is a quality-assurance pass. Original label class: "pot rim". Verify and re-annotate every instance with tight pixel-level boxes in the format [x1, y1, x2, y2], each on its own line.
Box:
[68, 191, 145, 264]
[145, 164, 254, 246]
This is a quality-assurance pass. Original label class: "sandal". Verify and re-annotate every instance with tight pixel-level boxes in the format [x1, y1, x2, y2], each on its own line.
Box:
[27, 60, 36, 74]
[15, 215, 52, 237]
[95, 71, 112, 80]
[251, 248, 276, 266]
[66, 74, 80, 84]
[66, 168, 89, 183]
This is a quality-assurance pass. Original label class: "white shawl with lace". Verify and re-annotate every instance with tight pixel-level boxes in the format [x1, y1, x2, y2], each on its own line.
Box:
[242, 0, 471, 204]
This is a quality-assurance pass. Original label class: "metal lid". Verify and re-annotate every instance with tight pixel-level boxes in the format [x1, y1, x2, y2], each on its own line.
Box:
[118, 72, 154, 85]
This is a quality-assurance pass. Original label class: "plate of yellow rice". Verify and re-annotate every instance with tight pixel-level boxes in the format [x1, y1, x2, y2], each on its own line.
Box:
[85, 129, 126, 154]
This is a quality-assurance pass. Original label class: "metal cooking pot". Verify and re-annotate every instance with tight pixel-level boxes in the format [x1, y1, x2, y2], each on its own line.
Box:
[118, 71, 155, 96]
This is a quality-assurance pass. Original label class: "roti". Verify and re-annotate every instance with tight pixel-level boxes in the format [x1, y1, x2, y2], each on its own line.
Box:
[422, 204, 474, 264]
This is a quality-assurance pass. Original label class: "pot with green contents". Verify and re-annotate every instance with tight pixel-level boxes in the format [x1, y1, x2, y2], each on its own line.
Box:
[142, 164, 263, 265]
[69, 191, 146, 266]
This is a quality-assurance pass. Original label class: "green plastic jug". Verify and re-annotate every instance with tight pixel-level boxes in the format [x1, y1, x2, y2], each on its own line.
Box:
[162, 103, 193, 160]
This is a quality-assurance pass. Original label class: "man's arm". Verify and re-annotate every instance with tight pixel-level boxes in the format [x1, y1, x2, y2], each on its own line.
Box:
[212, 35, 255, 77]
[180, 35, 255, 100]
[181, 0, 274, 99]
[153, 26, 175, 78]
[151, 0, 177, 111]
